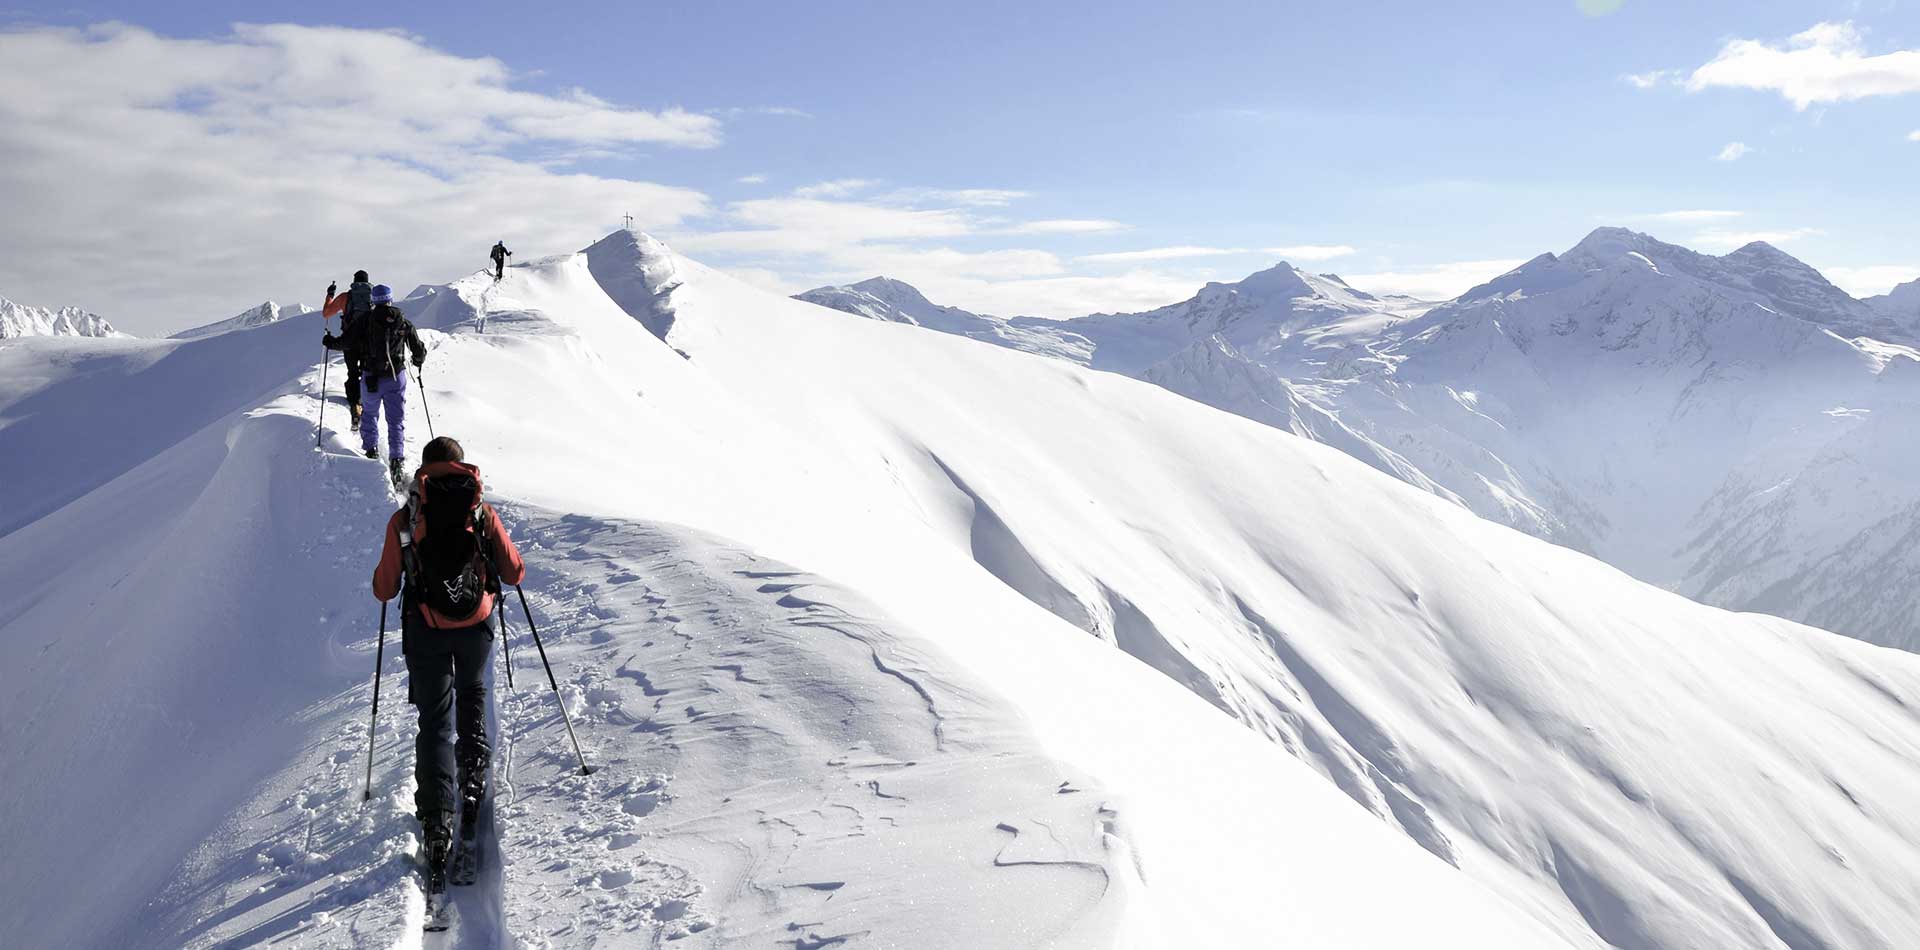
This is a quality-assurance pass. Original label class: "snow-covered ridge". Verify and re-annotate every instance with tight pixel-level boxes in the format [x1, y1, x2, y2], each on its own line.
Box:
[0, 293, 121, 338]
[8, 230, 1920, 949]
[171, 299, 314, 340]
[804, 229, 1920, 650]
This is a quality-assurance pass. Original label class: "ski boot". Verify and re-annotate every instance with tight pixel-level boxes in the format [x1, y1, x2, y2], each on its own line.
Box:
[450, 751, 490, 886]
[389, 458, 408, 491]
[364, 447, 379, 460]
[421, 812, 453, 930]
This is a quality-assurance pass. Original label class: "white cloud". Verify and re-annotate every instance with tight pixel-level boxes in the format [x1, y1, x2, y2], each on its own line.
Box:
[713, 105, 813, 119]
[0, 22, 713, 333]
[737, 174, 768, 184]
[1687, 21, 1920, 109]
[885, 187, 1030, 207]
[792, 178, 881, 200]
[1820, 264, 1920, 297]
[1342, 260, 1530, 301]
[1716, 141, 1753, 161]
[1630, 210, 1745, 223]
[1079, 246, 1247, 264]
[1909, 130, 1920, 141]
[1080, 244, 1354, 265]
[1264, 244, 1357, 261]
[1623, 69, 1679, 89]
[1690, 227, 1824, 250]
[1010, 219, 1129, 234]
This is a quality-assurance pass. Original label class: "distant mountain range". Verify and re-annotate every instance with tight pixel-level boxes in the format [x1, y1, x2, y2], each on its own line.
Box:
[800, 228, 1920, 650]
[0, 294, 120, 339]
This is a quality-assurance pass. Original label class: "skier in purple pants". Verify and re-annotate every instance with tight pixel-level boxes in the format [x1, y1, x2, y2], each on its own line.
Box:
[324, 283, 426, 484]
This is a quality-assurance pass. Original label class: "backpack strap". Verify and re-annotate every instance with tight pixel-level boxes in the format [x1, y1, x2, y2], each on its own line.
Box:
[399, 498, 424, 599]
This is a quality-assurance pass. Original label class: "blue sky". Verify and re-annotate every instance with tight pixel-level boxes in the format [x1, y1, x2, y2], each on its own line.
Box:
[2, 0, 1916, 332]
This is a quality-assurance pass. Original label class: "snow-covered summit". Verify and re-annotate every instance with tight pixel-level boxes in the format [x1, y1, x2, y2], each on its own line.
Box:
[1464, 227, 1893, 338]
[0, 294, 121, 339]
[170, 299, 314, 340]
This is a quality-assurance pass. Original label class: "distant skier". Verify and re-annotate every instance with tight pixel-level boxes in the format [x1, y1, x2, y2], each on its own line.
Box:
[490, 241, 512, 281]
[371, 435, 525, 901]
[324, 283, 424, 483]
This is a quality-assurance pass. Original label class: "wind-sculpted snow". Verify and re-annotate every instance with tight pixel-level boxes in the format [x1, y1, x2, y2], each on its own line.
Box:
[0, 233, 1576, 947]
[810, 230, 1920, 650]
[9, 231, 1920, 948]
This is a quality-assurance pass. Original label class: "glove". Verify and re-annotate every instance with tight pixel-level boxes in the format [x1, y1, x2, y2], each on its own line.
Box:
[322, 332, 337, 346]
[412, 357, 424, 368]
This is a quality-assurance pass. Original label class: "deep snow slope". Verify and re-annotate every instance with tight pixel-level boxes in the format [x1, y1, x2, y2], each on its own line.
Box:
[0, 243, 1576, 948]
[0, 292, 120, 338]
[811, 232, 1920, 650]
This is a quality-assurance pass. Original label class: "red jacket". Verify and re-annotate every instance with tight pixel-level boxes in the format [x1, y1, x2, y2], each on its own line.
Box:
[373, 461, 526, 628]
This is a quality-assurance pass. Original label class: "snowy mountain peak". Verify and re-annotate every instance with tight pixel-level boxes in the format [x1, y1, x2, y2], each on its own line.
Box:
[1867, 277, 1920, 321]
[170, 299, 312, 340]
[847, 276, 936, 309]
[0, 294, 121, 339]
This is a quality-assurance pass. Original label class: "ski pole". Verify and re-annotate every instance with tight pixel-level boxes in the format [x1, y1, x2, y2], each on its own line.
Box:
[363, 599, 390, 801]
[316, 349, 331, 447]
[414, 366, 437, 440]
[495, 589, 515, 691]
[514, 584, 596, 775]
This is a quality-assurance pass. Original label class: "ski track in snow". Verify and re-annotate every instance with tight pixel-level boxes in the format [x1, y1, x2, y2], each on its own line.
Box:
[144, 371, 1124, 947]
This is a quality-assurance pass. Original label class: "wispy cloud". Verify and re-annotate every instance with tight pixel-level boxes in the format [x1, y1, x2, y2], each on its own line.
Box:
[1079, 246, 1247, 264]
[1909, 129, 1920, 141]
[1630, 210, 1745, 223]
[1343, 260, 1529, 301]
[1265, 244, 1356, 261]
[1691, 227, 1823, 250]
[1080, 244, 1353, 264]
[737, 173, 768, 184]
[1622, 69, 1679, 89]
[1686, 21, 1920, 109]
[792, 178, 881, 200]
[1011, 219, 1130, 234]
[1821, 264, 1920, 297]
[1715, 141, 1752, 161]
[712, 105, 814, 119]
[884, 187, 1030, 207]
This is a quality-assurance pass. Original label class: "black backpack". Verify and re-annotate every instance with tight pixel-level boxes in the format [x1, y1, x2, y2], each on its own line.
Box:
[400, 472, 497, 618]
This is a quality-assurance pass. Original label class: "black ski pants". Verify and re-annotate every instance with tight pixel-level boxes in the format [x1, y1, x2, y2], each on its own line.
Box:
[403, 606, 494, 823]
[343, 350, 362, 410]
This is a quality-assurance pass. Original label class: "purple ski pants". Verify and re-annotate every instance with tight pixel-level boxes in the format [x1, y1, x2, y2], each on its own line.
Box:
[361, 373, 407, 458]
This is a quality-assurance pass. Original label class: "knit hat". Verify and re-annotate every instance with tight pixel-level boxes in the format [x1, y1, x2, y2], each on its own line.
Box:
[370, 284, 393, 304]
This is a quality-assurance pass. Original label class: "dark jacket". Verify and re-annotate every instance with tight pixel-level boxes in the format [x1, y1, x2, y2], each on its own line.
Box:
[490, 243, 510, 263]
[328, 303, 424, 381]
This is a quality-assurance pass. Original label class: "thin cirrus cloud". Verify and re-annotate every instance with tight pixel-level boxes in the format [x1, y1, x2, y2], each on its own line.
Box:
[1690, 227, 1823, 250]
[1631, 210, 1745, 223]
[1909, 130, 1920, 141]
[0, 21, 718, 333]
[1080, 245, 1354, 264]
[1715, 142, 1752, 161]
[1684, 21, 1920, 109]
[1011, 219, 1130, 234]
[1821, 264, 1920, 297]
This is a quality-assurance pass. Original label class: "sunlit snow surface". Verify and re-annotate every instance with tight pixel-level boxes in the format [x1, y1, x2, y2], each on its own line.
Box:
[3, 234, 1919, 948]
